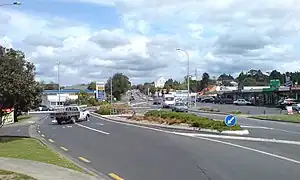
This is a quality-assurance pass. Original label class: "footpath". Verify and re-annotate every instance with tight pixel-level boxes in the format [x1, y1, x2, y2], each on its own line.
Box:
[0, 116, 106, 180]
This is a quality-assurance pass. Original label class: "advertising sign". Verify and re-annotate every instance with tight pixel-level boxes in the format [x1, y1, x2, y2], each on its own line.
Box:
[1, 108, 14, 125]
[96, 82, 105, 100]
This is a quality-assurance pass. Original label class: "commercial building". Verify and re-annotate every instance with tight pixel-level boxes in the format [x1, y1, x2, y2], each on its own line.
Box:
[42, 89, 95, 108]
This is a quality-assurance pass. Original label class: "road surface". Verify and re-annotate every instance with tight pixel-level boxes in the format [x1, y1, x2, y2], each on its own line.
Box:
[37, 114, 300, 180]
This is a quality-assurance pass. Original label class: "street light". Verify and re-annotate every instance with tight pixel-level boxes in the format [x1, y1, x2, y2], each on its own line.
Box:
[0, 1, 21, 6]
[176, 48, 190, 107]
[57, 61, 61, 107]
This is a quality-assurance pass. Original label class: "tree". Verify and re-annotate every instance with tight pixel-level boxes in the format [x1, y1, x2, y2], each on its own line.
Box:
[87, 81, 96, 90]
[43, 82, 59, 90]
[243, 77, 257, 86]
[200, 72, 210, 90]
[0, 46, 42, 124]
[105, 73, 131, 101]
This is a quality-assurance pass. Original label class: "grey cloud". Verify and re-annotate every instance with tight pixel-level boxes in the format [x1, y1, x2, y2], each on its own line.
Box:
[89, 31, 130, 49]
[23, 35, 63, 48]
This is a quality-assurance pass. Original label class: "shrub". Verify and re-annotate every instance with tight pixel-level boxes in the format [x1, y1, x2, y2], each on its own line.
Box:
[96, 103, 131, 115]
[144, 110, 241, 131]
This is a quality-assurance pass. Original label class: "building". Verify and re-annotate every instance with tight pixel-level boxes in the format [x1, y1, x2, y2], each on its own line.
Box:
[42, 89, 95, 107]
[154, 77, 166, 88]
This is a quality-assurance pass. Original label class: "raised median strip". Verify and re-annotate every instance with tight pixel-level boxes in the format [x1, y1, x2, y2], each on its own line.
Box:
[91, 111, 249, 135]
[249, 114, 300, 124]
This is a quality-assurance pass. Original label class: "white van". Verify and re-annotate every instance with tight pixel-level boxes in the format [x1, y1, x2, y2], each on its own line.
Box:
[162, 94, 176, 108]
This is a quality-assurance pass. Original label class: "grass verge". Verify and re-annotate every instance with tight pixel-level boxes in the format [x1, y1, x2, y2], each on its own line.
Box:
[227, 110, 243, 115]
[17, 115, 32, 121]
[249, 114, 300, 123]
[130, 110, 241, 132]
[0, 169, 37, 180]
[0, 137, 84, 173]
[198, 107, 220, 112]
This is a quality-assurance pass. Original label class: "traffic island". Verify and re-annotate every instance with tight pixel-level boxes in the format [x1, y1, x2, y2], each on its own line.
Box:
[93, 110, 249, 135]
[249, 114, 300, 123]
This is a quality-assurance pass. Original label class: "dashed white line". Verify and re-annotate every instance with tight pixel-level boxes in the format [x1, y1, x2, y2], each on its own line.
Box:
[38, 130, 41, 133]
[240, 125, 274, 130]
[91, 113, 300, 165]
[60, 146, 68, 151]
[48, 139, 54, 143]
[75, 123, 110, 135]
[41, 134, 45, 137]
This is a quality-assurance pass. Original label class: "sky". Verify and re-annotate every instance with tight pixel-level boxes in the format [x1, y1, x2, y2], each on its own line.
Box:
[1, 0, 300, 85]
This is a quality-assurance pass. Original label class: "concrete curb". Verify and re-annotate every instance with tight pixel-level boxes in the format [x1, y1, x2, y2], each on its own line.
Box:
[91, 113, 249, 135]
[189, 109, 229, 115]
[29, 117, 109, 180]
[249, 116, 300, 124]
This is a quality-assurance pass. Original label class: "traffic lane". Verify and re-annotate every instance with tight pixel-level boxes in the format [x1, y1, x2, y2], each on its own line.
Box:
[197, 102, 283, 114]
[40, 116, 300, 180]
[82, 116, 300, 180]
[39, 117, 208, 180]
[193, 112, 300, 133]
[198, 138, 300, 165]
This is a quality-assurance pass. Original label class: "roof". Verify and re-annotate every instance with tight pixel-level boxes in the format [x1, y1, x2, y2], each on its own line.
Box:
[43, 89, 95, 94]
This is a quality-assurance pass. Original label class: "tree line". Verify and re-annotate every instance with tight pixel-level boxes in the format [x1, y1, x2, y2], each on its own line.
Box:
[133, 69, 300, 94]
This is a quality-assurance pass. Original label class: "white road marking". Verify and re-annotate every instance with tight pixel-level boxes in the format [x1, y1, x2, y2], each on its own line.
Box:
[177, 133, 300, 146]
[52, 120, 57, 123]
[192, 136, 300, 165]
[91, 113, 300, 165]
[75, 123, 110, 135]
[38, 130, 41, 133]
[17, 129, 20, 132]
[96, 123, 104, 126]
[41, 134, 45, 137]
[48, 139, 54, 143]
[241, 125, 274, 130]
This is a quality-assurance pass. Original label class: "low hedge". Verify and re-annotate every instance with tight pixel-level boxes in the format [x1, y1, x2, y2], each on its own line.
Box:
[144, 110, 241, 131]
[96, 103, 131, 115]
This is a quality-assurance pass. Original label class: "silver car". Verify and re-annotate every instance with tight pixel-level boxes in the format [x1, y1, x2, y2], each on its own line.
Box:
[172, 102, 188, 113]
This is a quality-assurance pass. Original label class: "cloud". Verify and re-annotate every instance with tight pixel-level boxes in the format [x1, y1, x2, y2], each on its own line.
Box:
[1, 0, 300, 85]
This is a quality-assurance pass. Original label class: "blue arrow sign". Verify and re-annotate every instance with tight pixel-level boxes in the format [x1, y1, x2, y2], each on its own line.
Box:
[224, 114, 237, 127]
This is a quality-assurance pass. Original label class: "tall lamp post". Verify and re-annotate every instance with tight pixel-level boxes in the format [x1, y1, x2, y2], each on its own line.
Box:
[176, 48, 190, 107]
[0, 1, 21, 6]
[57, 62, 61, 107]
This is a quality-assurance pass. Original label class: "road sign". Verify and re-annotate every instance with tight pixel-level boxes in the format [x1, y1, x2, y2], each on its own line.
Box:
[97, 91, 105, 100]
[224, 114, 237, 127]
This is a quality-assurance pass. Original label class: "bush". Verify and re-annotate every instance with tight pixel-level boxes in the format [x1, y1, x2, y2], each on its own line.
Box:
[144, 110, 241, 131]
[199, 107, 220, 112]
[96, 103, 131, 115]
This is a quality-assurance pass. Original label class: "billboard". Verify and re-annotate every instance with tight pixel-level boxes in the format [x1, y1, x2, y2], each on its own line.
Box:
[1, 108, 14, 125]
[96, 82, 105, 100]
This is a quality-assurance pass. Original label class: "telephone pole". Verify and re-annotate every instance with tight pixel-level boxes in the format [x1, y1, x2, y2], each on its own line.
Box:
[57, 61, 61, 106]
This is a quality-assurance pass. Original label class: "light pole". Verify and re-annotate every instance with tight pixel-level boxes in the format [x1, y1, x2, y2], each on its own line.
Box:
[57, 62, 61, 107]
[0, 1, 21, 6]
[176, 48, 190, 107]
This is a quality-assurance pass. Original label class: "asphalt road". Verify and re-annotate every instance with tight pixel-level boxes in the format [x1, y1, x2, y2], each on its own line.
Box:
[196, 102, 284, 115]
[37, 115, 300, 180]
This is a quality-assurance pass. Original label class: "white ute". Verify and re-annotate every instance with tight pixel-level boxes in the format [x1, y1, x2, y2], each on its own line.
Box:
[162, 94, 176, 108]
[50, 105, 90, 124]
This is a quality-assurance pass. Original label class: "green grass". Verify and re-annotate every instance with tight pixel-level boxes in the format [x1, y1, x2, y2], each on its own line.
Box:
[17, 115, 32, 121]
[0, 169, 37, 180]
[144, 110, 242, 132]
[0, 137, 84, 173]
[227, 110, 243, 115]
[249, 114, 300, 123]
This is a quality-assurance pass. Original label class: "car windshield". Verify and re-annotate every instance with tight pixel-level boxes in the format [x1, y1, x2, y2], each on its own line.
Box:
[165, 97, 174, 101]
[176, 103, 184, 106]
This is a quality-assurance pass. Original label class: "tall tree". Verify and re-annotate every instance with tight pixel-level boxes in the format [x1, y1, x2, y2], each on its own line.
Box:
[105, 73, 131, 101]
[43, 82, 59, 90]
[87, 81, 96, 90]
[0, 46, 42, 123]
[201, 72, 210, 89]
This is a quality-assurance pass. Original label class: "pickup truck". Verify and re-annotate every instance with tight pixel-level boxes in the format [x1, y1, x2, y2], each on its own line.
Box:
[50, 105, 90, 124]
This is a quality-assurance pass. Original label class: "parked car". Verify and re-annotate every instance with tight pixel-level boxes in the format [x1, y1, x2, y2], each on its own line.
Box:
[201, 97, 215, 103]
[153, 98, 161, 105]
[172, 102, 188, 113]
[276, 98, 297, 109]
[233, 99, 252, 105]
[213, 98, 234, 104]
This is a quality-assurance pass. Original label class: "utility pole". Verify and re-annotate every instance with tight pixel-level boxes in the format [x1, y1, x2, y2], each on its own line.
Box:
[57, 61, 61, 107]
[176, 48, 190, 107]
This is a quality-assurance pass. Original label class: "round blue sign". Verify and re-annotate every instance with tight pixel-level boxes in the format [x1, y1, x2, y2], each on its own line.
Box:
[224, 114, 237, 127]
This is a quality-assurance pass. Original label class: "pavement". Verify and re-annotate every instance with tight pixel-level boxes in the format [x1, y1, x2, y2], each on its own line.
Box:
[36, 112, 300, 180]
[0, 115, 107, 180]
[0, 157, 100, 180]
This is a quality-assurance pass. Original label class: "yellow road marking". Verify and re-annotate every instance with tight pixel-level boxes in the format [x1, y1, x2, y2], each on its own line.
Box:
[78, 157, 90, 163]
[41, 134, 45, 137]
[108, 173, 124, 180]
[60, 146, 68, 151]
[48, 139, 54, 143]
